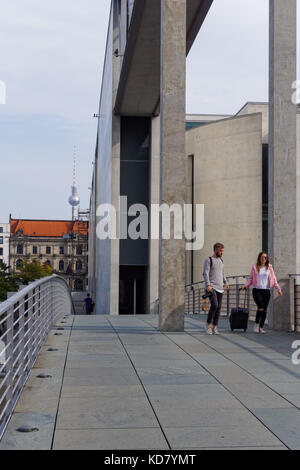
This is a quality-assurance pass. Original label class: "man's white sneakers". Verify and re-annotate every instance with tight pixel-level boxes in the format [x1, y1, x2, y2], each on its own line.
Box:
[259, 327, 266, 334]
[213, 327, 220, 335]
[254, 324, 259, 334]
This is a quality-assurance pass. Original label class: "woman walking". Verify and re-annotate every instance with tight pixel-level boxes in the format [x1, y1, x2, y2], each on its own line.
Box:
[242, 253, 282, 334]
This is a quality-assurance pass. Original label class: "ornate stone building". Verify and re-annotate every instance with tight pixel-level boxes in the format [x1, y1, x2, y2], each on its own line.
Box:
[9, 218, 88, 291]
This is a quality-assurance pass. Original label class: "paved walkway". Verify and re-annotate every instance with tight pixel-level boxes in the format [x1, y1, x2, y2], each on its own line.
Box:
[1, 314, 300, 450]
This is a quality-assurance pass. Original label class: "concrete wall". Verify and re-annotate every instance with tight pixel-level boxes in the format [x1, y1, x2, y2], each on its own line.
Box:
[91, 0, 127, 314]
[296, 112, 300, 282]
[186, 113, 263, 283]
[237, 103, 269, 144]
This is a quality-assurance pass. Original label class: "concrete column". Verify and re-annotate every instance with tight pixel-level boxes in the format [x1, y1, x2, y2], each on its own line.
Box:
[149, 116, 161, 314]
[159, 0, 186, 331]
[269, 0, 297, 330]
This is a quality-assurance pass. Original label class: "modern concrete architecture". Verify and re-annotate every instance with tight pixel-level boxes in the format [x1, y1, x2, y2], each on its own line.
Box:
[89, 0, 298, 332]
[89, 0, 215, 329]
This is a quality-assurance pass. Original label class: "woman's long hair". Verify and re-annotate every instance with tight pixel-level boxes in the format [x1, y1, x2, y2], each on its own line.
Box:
[256, 252, 270, 272]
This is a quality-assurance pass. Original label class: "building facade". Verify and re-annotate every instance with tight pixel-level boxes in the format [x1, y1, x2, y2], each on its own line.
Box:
[89, 0, 298, 333]
[0, 223, 10, 267]
[10, 218, 88, 291]
[89, 0, 215, 326]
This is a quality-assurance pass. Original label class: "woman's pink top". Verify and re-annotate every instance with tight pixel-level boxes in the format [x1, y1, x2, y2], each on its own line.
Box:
[244, 264, 281, 292]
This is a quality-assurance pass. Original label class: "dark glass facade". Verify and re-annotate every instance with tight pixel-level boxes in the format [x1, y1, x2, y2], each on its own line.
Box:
[119, 117, 150, 314]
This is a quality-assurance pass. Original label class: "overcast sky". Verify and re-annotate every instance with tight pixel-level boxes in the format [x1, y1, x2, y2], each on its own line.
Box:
[0, 0, 299, 222]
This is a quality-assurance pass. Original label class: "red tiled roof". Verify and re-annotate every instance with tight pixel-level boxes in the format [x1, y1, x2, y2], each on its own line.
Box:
[10, 219, 88, 237]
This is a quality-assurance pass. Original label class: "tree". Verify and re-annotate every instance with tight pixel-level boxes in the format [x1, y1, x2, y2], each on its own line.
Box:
[0, 261, 19, 302]
[18, 260, 53, 286]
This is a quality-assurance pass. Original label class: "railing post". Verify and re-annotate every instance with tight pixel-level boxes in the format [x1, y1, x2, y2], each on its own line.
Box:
[236, 277, 239, 308]
[27, 289, 35, 370]
[227, 284, 230, 316]
[18, 302, 25, 393]
[289, 276, 295, 332]
[192, 286, 195, 315]
[5, 306, 14, 420]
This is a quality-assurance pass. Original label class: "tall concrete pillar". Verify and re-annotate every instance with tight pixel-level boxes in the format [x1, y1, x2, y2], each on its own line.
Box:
[269, 0, 297, 330]
[159, 0, 186, 331]
[149, 116, 161, 315]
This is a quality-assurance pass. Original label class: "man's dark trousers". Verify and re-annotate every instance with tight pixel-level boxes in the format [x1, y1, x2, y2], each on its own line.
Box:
[207, 290, 223, 326]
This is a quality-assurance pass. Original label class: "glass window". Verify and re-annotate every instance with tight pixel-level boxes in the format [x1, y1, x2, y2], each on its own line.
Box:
[0, 227, 3, 233]
[0, 248, 3, 255]
[0, 237, 3, 244]
[16, 259, 23, 269]
[76, 245, 82, 255]
[46, 246, 51, 254]
[75, 279, 83, 291]
[17, 244, 23, 254]
[33, 246, 38, 254]
[60, 246, 64, 255]
[76, 260, 82, 272]
[59, 260, 64, 271]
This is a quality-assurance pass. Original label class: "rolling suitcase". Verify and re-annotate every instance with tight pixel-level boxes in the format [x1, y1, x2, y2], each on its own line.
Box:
[229, 289, 249, 332]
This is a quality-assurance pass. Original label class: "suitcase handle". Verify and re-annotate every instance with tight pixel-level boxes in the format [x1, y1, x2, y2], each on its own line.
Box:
[238, 288, 248, 309]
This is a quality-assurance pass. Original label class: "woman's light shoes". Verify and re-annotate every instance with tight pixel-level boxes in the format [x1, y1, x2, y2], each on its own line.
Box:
[206, 325, 213, 335]
[254, 324, 266, 334]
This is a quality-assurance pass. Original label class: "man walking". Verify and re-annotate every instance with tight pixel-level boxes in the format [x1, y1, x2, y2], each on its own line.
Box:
[83, 293, 95, 315]
[203, 243, 229, 335]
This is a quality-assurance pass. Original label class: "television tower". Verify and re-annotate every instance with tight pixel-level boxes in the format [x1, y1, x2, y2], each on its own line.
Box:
[68, 146, 80, 223]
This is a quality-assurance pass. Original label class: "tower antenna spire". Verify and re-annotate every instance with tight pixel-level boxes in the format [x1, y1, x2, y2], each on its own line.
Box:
[68, 145, 80, 223]
[73, 145, 76, 186]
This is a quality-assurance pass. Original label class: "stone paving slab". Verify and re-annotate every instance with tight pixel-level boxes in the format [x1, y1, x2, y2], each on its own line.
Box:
[163, 424, 284, 449]
[0, 413, 56, 450]
[61, 384, 146, 399]
[52, 428, 169, 450]
[1, 314, 300, 450]
[63, 366, 140, 387]
[56, 395, 159, 430]
[250, 408, 300, 450]
[224, 382, 294, 409]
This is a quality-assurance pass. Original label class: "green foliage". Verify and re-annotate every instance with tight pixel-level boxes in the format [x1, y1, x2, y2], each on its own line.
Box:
[0, 260, 53, 303]
[18, 260, 53, 285]
[0, 261, 19, 302]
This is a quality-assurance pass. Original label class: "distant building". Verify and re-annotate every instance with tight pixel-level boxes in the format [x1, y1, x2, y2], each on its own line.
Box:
[9, 217, 88, 291]
[0, 223, 10, 267]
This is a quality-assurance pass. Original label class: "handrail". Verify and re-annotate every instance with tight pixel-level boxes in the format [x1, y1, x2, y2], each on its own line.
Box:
[185, 275, 254, 318]
[0, 274, 74, 440]
[185, 275, 249, 290]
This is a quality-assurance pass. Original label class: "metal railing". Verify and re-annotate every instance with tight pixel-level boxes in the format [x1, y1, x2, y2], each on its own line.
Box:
[0, 275, 74, 440]
[185, 276, 258, 322]
[289, 275, 300, 332]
